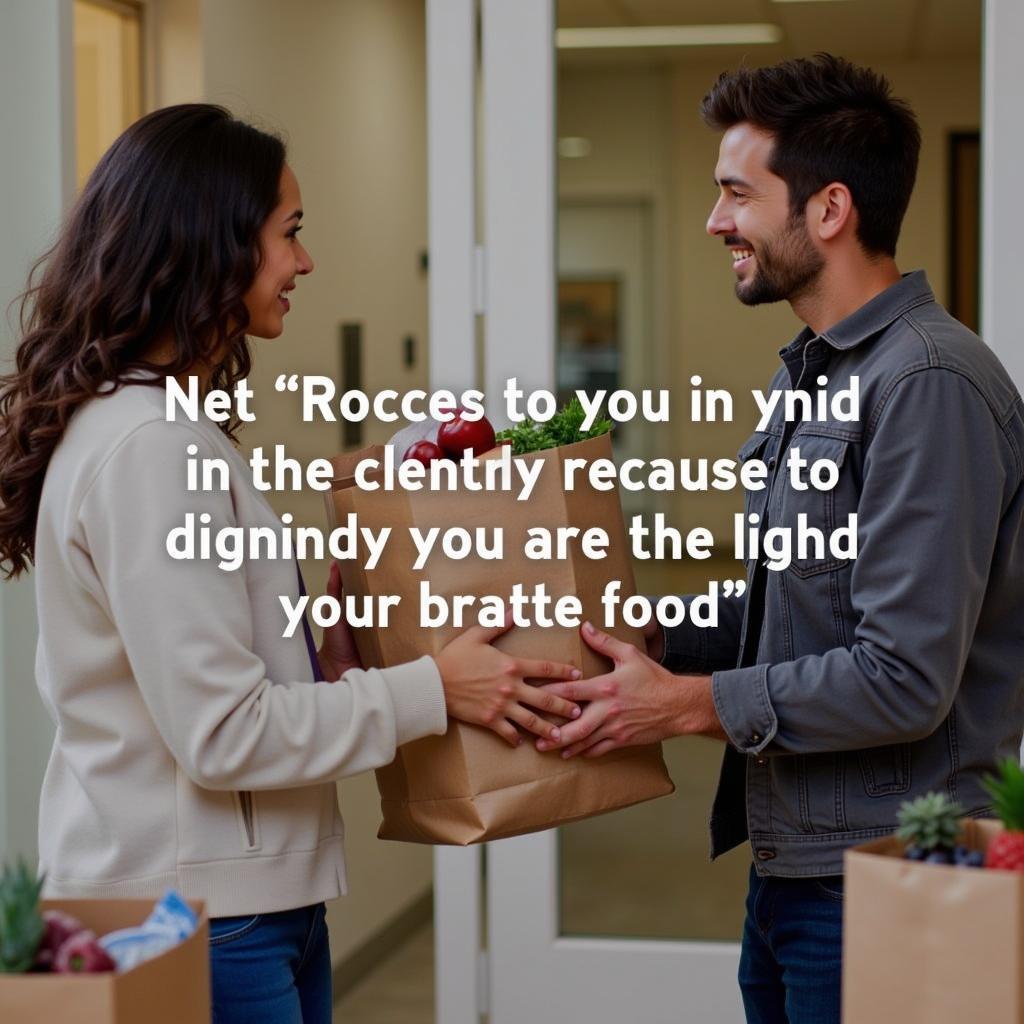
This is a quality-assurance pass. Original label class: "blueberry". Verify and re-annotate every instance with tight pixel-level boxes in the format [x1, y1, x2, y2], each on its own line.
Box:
[905, 845, 927, 861]
[965, 850, 985, 868]
[925, 849, 952, 865]
[952, 845, 970, 865]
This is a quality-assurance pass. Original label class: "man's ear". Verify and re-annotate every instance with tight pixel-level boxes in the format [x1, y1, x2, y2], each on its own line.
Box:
[808, 182, 855, 242]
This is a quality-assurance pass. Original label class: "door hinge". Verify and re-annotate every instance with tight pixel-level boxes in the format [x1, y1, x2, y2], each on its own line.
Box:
[473, 244, 486, 315]
[476, 948, 489, 1015]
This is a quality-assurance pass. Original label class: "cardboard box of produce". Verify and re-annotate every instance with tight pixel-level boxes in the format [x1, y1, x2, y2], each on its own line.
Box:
[843, 818, 1022, 1023]
[326, 431, 675, 844]
[0, 899, 209, 1024]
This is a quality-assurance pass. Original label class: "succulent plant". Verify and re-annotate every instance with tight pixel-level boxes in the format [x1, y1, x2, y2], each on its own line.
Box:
[0, 859, 45, 973]
[896, 792, 963, 854]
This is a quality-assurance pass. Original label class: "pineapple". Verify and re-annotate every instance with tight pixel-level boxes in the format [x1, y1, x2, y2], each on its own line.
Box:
[0, 859, 45, 973]
[896, 792, 963, 863]
[982, 758, 1024, 872]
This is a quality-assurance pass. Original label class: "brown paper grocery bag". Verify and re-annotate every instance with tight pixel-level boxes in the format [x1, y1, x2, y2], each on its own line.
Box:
[326, 433, 675, 844]
[843, 818, 1024, 1023]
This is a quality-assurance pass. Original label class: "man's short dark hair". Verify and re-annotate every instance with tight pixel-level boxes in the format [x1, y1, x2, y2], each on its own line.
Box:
[701, 54, 920, 257]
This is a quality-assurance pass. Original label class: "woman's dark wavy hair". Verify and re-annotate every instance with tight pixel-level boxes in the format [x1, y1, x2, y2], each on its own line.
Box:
[701, 53, 920, 257]
[0, 103, 286, 578]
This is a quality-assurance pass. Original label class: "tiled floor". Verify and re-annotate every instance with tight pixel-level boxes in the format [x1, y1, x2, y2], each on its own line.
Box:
[333, 924, 434, 1024]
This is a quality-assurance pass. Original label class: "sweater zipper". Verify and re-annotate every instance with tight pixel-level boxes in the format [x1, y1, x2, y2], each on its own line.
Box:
[239, 791, 257, 850]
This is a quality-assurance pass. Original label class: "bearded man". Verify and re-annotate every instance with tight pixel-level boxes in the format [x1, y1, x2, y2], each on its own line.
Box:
[538, 54, 1024, 1023]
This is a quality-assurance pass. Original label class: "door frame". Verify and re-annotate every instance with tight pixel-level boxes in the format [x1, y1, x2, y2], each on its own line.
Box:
[430, 0, 1020, 1020]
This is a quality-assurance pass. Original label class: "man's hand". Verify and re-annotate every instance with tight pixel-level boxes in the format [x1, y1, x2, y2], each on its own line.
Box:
[535, 620, 726, 758]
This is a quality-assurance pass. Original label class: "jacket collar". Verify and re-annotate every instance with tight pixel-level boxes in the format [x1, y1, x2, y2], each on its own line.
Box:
[779, 270, 935, 359]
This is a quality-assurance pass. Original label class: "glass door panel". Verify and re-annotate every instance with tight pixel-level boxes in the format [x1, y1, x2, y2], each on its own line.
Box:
[480, 0, 982, 1021]
[552, 0, 983, 948]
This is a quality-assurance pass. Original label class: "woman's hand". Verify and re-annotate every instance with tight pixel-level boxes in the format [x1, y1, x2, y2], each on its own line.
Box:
[316, 561, 363, 680]
[434, 612, 583, 747]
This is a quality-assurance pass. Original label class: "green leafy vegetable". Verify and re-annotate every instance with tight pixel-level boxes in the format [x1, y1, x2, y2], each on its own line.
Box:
[495, 398, 612, 454]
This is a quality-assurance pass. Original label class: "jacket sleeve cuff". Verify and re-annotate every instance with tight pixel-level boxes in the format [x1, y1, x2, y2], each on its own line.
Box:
[711, 664, 777, 754]
[381, 655, 448, 746]
[660, 621, 709, 673]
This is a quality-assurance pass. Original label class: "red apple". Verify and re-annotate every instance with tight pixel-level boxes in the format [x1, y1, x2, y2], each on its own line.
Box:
[55, 931, 117, 973]
[34, 909, 87, 971]
[403, 440, 446, 466]
[437, 410, 496, 458]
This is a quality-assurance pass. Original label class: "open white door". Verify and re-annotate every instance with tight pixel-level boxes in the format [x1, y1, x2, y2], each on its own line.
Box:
[487, 832, 742, 1024]
[430, 1, 1021, 1022]
[478, 1, 743, 1020]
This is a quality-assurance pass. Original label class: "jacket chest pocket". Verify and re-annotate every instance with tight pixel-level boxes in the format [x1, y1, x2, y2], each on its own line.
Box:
[775, 433, 858, 578]
[859, 744, 911, 797]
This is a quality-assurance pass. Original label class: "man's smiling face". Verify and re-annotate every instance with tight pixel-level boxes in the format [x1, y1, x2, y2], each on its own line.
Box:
[706, 123, 824, 306]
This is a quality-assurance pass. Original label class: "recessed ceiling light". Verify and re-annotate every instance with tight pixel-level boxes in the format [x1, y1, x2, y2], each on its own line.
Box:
[556, 24, 783, 49]
[558, 137, 593, 159]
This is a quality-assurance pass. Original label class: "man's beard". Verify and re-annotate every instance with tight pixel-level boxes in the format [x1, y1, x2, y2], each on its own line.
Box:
[736, 215, 824, 306]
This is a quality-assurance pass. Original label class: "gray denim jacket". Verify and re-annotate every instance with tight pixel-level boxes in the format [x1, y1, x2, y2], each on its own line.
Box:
[662, 272, 1024, 876]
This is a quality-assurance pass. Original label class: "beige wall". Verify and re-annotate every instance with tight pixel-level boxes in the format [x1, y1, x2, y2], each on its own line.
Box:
[152, 0, 203, 106]
[183, 0, 433, 969]
[0, 0, 74, 869]
[559, 56, 981, 545]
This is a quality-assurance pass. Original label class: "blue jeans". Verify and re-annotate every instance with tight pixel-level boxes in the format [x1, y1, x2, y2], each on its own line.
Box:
[208, 903, 332, 1024]
[738, 864, 843, 1024]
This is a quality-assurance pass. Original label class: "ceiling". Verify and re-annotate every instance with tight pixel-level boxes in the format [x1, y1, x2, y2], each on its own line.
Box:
[556, 0, 982, 67]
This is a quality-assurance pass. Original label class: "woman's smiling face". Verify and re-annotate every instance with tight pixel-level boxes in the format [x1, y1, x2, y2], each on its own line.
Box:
[243, 164, 314, 338]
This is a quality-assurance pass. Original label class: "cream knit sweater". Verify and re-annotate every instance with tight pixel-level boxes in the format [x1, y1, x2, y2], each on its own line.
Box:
[34, 380, 447, 915]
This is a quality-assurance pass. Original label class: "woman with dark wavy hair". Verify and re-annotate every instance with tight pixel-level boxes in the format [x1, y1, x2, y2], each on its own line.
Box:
[0, 104, 578, 1023]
